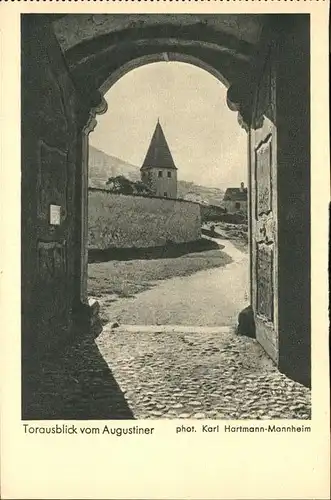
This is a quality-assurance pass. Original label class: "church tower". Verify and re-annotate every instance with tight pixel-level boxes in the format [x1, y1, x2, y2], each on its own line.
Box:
[140, 120, 178, 198]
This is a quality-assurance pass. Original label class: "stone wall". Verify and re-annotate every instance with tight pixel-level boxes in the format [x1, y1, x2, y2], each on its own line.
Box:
[200, 204, 227, 222]
[22, 17, 80, 359]
[276, 16, 310, 387]
[21, 16, 87, 417]
[88, 189, 201, 249]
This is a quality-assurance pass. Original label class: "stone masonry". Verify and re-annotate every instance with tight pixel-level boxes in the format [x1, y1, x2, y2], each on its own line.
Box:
[96, 328, 311, 420]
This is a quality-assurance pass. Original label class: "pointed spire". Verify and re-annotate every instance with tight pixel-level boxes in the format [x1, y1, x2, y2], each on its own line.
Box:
[141, 120, 177, 171]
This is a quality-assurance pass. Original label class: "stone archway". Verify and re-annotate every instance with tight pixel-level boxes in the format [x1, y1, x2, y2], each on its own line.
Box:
[99, 52, 231, 95]
[21, 14, 310, 419]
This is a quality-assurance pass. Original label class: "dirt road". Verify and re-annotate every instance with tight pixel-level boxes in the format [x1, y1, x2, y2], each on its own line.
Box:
[102, 238, 249, 327]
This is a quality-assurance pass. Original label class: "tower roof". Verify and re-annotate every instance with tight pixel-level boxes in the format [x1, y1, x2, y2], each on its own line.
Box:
[141, 120, 177, 171]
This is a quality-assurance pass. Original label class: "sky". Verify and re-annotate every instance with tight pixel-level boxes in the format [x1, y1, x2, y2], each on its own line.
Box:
[90, 62, 247, 190]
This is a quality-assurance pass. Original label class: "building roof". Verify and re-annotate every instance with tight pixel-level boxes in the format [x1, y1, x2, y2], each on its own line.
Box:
[141, 120, 177, 171]
[223, 187, 248, 201]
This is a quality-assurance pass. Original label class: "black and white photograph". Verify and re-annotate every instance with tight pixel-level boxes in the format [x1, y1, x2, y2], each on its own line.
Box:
[21, 13, 312, 421]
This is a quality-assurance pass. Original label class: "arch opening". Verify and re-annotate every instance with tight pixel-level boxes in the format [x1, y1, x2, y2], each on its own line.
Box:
[87, 60, 249, 334]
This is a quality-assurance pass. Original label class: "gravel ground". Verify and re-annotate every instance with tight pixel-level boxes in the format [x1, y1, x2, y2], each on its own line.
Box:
[88, 247, 231, 301]
[96, 328, 311, 420]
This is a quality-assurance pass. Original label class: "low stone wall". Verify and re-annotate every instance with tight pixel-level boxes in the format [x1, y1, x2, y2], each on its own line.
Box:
[200, 204, 227, 222]
[88, 189, 202, 249]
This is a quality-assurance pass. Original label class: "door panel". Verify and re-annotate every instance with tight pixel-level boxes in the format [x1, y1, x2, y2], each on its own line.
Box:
[250, 48, 279, 363]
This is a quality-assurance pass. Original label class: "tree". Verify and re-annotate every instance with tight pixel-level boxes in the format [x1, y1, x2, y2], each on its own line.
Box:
[106, 175, 153, 196]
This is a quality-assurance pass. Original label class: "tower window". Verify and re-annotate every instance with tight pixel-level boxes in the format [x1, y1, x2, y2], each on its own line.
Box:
[164, 192, 168, 197]
[235, 202, 240, 209]
[167, 171, 172, 178]
[158, 171, 163, 178]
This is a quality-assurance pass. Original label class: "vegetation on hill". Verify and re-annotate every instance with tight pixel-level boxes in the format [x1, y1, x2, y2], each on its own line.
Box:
[177, 180, 225, 207]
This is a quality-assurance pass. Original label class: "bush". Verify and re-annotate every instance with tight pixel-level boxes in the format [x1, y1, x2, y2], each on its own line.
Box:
[106, 176, 153, 196]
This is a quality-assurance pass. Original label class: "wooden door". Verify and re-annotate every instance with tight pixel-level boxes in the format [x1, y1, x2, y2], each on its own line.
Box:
[250, 46, 279, 363]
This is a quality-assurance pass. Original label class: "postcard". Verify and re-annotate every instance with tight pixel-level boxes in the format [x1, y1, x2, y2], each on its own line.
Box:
[0, 2, 330, 499]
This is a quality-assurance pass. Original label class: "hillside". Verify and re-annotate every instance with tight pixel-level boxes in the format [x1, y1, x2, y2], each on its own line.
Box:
[88, 145, 224, 205]
[177, 181, 224, 207]
[88, 146, 141, 188]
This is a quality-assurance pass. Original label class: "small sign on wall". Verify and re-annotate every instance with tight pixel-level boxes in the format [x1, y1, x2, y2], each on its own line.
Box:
[49, 204, 61, 226]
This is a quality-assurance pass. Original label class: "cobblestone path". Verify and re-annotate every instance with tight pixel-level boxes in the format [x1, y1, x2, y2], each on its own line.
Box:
[96, 327, 311, 420]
